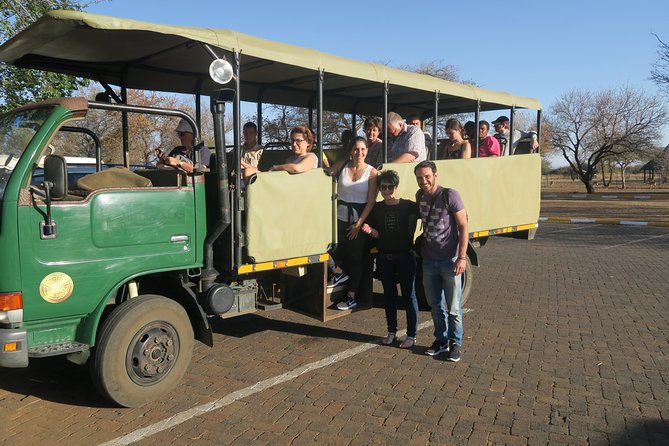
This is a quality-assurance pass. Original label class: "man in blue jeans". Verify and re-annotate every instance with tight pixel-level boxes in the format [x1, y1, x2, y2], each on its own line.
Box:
[414, 161, 468, 362]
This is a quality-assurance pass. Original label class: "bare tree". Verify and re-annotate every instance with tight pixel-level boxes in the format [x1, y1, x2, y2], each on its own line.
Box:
[395, 60, 462, 83]
[651, 33, 669, 95]
[55, 86, 222, 165]
[259, 60, 464, 149]
[547, 86, 667, 193]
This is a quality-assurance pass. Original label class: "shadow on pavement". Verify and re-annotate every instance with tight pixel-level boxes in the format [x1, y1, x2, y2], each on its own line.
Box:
[0, 355, 114, 408]
[210, 312, 379, 345]
[612, 418, 669, 445]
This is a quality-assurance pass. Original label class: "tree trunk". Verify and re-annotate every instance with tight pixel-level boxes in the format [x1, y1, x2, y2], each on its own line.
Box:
[601, 162, 613, 188]
[606, 166, 613, 187]
[580, 176, 596, 194]
[620, 166, 627, 189]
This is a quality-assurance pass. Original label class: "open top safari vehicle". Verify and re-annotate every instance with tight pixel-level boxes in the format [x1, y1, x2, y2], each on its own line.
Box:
[0, 11, 541, 406]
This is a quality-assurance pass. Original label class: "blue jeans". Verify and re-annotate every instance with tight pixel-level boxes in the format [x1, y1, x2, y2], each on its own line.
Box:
[422, 257, 463, 346]
[377, 252, 419, 338]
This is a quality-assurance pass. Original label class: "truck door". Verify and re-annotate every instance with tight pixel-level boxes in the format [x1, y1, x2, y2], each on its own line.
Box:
[17, 166, 198, 324]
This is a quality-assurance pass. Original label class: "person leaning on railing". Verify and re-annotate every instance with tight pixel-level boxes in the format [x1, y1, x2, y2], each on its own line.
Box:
[438, 118, 471, 159]
[491, 115, 538, 156]
[386, 112, 427, 163]
[242, 125, 318, 176]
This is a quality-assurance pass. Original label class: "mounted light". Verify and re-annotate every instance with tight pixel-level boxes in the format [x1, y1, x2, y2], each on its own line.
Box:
[209, 58, 234, 84]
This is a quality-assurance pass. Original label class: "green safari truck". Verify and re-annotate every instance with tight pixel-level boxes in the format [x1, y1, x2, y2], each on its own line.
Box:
[0, 11, 542, 407]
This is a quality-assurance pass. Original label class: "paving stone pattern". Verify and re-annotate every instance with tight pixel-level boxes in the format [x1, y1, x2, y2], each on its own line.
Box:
[0, 223, 668, 445]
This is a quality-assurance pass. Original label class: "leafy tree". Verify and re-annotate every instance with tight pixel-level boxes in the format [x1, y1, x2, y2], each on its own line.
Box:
[0, 0, 105, 112]
[547, 86, 666, 193]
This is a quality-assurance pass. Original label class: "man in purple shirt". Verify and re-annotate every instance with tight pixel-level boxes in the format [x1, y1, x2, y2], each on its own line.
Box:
[414, 160, 468, 362]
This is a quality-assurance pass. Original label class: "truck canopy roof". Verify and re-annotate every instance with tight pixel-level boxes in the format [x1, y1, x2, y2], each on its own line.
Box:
[0, 10, 541, 117]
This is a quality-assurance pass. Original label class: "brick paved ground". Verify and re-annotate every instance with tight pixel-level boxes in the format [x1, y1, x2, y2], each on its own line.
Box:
[1, 223, 668, 445]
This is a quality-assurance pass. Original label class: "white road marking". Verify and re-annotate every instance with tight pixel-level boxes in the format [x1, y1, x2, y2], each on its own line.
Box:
[100, 320, 435, 446]
[541, 224, 602, 234]
[602, 233, 669, 250]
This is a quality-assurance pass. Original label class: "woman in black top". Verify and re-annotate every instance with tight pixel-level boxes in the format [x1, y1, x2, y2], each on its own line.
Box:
[362, 170, 419, 348]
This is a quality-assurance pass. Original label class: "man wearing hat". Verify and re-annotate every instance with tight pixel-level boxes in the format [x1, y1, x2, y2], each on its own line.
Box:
[491, 116, 538, 156]
[158, 118, 211, 172]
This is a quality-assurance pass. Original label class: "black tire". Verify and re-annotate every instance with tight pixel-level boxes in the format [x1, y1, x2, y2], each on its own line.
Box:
[415, 257, 473, 309]
[91, 295, 194, 407]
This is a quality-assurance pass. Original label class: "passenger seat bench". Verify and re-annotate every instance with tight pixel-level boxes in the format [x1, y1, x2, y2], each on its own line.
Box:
[134, 169, 185, 187]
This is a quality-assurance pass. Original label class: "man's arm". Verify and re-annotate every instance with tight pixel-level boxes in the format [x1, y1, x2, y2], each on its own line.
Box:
[390, 126, 425, 163]
[271, 153, 318, 173]
[390, 151, 417, 163]
[454, 208, 468, 275]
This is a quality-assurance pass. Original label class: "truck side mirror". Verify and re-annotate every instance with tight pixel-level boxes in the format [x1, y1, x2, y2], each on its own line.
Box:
[43, 155, 68, 200]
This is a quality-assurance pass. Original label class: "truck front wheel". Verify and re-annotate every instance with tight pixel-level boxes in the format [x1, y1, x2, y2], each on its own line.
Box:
[92, 294, 194, 407]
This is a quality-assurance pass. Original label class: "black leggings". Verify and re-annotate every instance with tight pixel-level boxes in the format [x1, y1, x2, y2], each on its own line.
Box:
[332, 219, 369, 296]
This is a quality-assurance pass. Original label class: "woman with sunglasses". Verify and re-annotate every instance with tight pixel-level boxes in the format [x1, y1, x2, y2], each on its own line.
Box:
[242, 125, 318, 175]
[362, 170, 419, 349]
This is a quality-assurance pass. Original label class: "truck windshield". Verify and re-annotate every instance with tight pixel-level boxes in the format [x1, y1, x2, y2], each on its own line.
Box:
[0, 106, 54, 202]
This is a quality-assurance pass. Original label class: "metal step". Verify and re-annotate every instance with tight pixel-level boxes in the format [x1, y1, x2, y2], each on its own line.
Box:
[28, 342, 90, 358]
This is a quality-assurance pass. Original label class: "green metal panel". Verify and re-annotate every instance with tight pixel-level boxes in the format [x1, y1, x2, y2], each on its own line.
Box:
[18, 187, 198, 325]
[0, 104, 74, 297]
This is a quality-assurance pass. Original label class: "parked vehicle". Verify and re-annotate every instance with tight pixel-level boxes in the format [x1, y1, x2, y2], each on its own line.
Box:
[0, 10, 541, 406]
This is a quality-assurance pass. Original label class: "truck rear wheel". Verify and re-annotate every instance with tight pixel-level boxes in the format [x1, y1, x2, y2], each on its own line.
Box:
[415, 257, 473, 309]
[91, 295, 194, 407]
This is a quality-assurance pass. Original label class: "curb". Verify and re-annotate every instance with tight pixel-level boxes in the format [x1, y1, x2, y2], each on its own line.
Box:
[539, 216, 669, 228]
[541, 193, 663, 200]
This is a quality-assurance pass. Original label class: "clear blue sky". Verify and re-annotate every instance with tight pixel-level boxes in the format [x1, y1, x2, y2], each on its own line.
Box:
[87, 0, 669, 148]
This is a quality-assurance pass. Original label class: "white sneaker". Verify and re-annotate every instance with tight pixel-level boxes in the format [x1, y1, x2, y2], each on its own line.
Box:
[336, 296, 357, 310]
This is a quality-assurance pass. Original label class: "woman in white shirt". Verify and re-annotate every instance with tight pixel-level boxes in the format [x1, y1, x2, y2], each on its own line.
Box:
[329, 136, 378, 310]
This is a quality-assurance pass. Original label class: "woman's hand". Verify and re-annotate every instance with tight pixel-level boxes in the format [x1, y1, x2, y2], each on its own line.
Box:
[347, 221, 362, 240]
[361, 223, 372, 235]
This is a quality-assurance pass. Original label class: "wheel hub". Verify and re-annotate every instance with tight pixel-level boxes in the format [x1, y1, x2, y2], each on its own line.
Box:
[127, 322, 180, 385]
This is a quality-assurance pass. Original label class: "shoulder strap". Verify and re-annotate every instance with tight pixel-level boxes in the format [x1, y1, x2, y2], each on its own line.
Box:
[441, 188, 452, 216]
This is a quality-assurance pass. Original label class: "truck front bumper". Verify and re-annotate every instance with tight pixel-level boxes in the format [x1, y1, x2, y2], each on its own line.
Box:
[0, 328, 29, 367]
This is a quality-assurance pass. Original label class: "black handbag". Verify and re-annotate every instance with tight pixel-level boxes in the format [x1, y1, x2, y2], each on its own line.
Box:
[413, 233, 424, 257]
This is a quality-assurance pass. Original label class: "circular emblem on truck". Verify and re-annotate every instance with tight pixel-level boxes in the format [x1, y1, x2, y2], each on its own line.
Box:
[39, 273, 74, 303]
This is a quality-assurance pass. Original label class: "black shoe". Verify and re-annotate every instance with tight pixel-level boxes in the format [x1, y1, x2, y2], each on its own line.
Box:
[336, 296, 357, 310]
[327, 271, 349, 289]
[425, 340, 448, 356]
[447, 343, 461, 362]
